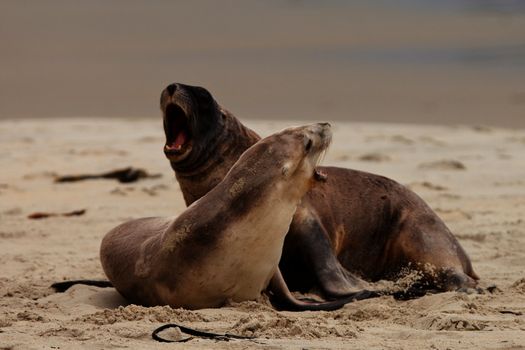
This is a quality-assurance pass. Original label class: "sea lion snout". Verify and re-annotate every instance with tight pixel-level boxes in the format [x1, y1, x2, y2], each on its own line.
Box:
[311, 122, 331, 138]
[306, 123, 332, 182]
[161, 84, 197, 162]
[161, 83, 225, 167]
[314, 121, 331, 130]
[160, 83, 186, 110]
[273, 123, 332, 187]
[302, 122, 332, 154]
[165, 83, 177, 96]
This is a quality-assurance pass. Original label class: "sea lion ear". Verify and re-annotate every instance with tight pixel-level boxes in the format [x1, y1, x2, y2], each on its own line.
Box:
[281, 163, 291, 176]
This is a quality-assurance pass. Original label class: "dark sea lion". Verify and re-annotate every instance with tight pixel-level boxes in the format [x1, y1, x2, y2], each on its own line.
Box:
[161, 83, 259, 205]
[160, 83, 479, 298]
[100, 123, 377, 310]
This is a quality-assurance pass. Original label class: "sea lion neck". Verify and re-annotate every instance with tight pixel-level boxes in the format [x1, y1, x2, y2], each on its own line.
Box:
[173, 109, 260, 205]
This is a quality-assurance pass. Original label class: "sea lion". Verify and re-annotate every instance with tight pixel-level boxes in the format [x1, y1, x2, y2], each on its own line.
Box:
[160, 83, 479, 298]
[100, 123, 377, 310]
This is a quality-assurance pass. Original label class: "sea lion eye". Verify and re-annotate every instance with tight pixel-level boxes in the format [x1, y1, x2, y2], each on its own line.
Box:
[305, 138, 313, 152]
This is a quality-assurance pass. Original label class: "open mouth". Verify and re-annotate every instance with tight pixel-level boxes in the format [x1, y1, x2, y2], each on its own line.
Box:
[163, 103, 192, 159]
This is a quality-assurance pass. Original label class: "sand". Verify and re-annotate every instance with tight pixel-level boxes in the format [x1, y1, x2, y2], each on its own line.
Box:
[0, 118, 524, 349]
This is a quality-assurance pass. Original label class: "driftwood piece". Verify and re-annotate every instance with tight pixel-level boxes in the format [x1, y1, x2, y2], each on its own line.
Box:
[54, 167, 161, 184]
[28, 209, 86, 219]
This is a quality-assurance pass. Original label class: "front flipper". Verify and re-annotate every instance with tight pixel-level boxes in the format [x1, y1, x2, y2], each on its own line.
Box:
[282, 207, 370, 299]
[317, 258, 371, 299]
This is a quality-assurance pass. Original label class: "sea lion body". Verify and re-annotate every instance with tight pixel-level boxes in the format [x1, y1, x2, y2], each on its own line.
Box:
[160, 83, 478, 298]
[100, 124, 332, 309]
[281, 168, 477, 294]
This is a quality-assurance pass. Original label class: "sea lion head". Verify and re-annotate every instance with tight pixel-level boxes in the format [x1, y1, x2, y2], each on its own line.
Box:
[160, 83, 221, 165]
[227, 122, 332, 206]
[273, 123, 332, 190]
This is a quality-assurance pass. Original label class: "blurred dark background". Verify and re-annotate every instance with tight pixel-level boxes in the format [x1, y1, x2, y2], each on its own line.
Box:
[1, 0, 524, 126]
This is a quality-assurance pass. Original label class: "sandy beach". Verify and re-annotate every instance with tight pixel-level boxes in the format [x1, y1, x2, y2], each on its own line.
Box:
[2, 1, 524, 348]
[1, 118, 524, 349]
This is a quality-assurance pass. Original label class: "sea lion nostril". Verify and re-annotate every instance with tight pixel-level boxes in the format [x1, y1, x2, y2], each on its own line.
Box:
[166, 84, 177, 96]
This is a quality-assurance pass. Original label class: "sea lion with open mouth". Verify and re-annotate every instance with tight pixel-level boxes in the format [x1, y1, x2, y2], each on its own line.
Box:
[160, 83, 479, 298]
[100, 123, 377, 310]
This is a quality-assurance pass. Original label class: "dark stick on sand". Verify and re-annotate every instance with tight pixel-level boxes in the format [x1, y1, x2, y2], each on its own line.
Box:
[54, 167, 161, 184]
[28, 209, 87, 219]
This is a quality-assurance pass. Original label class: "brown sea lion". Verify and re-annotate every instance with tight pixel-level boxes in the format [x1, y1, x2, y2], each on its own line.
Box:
[160, 83, 479, 298]
[100, 123, 377, 310]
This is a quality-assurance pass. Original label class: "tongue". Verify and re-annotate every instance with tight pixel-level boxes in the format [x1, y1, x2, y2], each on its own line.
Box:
[168, 131, 187, 151]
